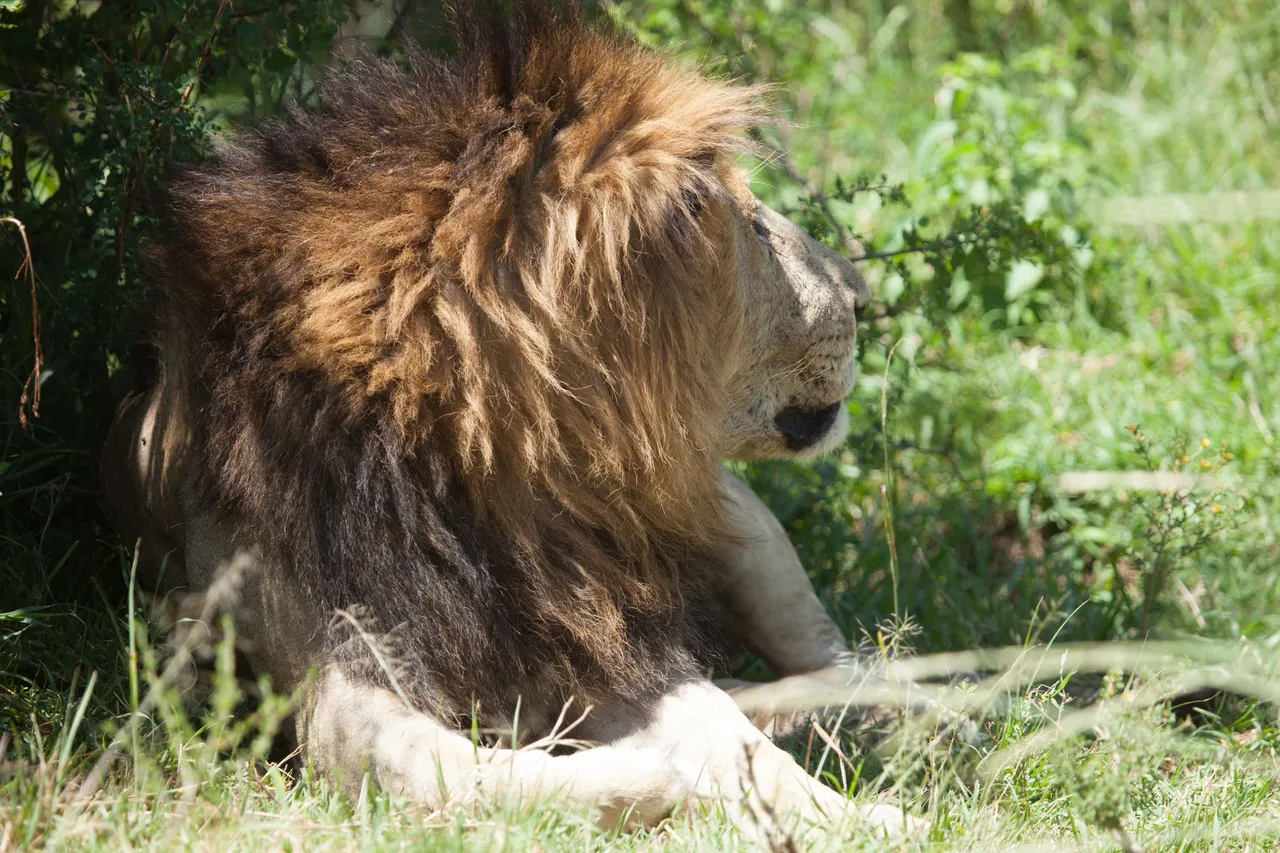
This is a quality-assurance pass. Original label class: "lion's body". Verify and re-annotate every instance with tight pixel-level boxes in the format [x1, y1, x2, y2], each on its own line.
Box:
[102, 1, 908, 834]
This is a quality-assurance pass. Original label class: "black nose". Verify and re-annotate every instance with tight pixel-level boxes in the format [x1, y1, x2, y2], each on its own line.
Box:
[774, 402, 842, 451]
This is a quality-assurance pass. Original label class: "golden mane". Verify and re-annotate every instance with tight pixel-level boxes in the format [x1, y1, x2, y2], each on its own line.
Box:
[145, 1, 769, 711]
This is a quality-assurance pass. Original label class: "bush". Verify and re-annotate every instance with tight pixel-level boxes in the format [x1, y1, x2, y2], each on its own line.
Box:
[0, 0, 358, 746]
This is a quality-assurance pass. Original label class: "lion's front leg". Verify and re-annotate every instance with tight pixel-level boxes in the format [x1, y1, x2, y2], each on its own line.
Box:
[717, 467, 865, 734]
[716, 468, 980, 748]
[304, 668, 689, 829]
[612, 679, 916, 836]
[716, 466, 853, 676]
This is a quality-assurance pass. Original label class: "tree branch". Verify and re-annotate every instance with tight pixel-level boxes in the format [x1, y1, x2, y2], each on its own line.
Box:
[388, 0, 422, 44]
[849, 237, 963, 263]
[752, 128, 863, 256]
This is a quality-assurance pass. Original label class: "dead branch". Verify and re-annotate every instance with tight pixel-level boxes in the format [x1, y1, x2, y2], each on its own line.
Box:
[2, 217, 42, 430]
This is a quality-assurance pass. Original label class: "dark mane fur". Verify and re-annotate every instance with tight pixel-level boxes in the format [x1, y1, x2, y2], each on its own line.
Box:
[144, 0, 766, 720]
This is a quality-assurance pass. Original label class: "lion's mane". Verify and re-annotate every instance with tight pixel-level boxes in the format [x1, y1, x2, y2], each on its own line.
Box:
[144, 1, 766, 718]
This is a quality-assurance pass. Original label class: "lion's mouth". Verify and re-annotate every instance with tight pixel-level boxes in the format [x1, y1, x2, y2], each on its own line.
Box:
[774, 402, 843, 451]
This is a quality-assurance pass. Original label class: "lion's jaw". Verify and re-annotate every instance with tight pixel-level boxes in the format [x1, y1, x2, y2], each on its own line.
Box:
[716, 172, 869, 462]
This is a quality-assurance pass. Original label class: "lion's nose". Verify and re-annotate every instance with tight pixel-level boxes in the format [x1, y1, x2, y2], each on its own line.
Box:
[774, 402, 842, 451]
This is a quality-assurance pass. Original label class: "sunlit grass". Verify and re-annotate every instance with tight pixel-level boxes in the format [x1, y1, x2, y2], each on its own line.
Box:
[4, 0, 1280, 850]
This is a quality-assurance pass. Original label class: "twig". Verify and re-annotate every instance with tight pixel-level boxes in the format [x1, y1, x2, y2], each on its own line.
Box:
[728, 639, 1267, 720]
[86, 43, 168, 109]
[881, 338, 905, 620]
[514, 699, 595, 754]
[388, 0, 422, 44]
[850, 237, 964, 262]
[753, 129, 862, 255]
[809, 718, 857, 783]
[158, 1, 201, 74]
[332, 608, 413, 710]
[2, 218, 42, 430]
[178, 0, 231, 110]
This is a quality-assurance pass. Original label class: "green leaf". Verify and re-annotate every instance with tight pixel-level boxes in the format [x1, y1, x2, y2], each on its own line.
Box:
[1005, 259, 1045, 301]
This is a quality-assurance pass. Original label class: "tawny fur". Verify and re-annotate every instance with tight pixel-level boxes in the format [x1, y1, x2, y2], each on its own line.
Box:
[134, 2, 775, 721]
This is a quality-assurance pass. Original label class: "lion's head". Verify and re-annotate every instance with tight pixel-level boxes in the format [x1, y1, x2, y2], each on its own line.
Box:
[713, 168, 870, 461]
[146, 1, 870, 709]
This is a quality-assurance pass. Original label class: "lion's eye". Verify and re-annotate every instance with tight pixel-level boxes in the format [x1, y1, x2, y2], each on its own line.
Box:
[751, 215, 774, 253]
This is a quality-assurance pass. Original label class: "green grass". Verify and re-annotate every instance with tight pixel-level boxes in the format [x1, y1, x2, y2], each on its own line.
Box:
[4, 0, 1280, 849]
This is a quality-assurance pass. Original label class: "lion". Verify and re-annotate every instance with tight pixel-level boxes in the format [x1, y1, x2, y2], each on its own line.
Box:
[101, 1, 908, 835]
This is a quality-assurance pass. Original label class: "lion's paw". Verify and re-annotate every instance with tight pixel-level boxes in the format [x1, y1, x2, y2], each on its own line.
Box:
[856, 802, 928, 836]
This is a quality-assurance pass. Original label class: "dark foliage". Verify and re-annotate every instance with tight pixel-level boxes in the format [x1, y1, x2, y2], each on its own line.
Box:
[1, 0, 358, 729]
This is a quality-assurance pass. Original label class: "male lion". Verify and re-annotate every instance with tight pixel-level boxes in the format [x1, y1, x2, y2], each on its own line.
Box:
[102, 1, 908, 834]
